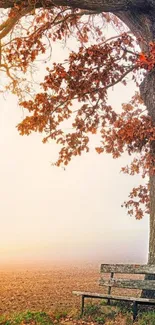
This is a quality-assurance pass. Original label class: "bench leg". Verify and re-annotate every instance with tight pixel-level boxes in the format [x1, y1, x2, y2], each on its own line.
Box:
[133, 301, 138, 322]
[81, 295, 85, 316]
[107, 298, 111, 305]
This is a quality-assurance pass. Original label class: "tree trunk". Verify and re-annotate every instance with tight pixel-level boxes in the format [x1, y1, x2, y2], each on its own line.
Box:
[140, 71, 155, 265]
[149, 174, 155, 264]
[140, 71, 155, 298]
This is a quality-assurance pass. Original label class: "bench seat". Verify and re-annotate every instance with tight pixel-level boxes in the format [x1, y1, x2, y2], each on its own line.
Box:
[73, 290, 155, 303]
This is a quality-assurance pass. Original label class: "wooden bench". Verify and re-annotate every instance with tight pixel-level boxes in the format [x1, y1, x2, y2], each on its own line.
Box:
[73, 264, 155, 321]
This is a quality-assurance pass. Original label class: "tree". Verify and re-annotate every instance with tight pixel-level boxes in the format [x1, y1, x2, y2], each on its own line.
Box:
[1, 0, 155, 281]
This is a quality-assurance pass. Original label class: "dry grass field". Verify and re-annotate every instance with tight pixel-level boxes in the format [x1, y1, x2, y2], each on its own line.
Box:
[0, 264, 155, 324]
[0, 264, 101, 315]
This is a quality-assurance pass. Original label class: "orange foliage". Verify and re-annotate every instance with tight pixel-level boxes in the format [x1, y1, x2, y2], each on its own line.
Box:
[138, 42, 155, 70]
[1, 4, 155, 219]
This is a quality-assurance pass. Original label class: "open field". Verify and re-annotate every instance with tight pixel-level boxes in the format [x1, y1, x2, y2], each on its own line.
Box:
[0, 264, 102, 315]
[1, 264, 155, 324]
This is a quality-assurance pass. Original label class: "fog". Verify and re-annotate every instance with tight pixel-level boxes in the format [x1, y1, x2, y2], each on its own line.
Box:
[0, 26, 149, 269]
[0, 88, 149, 268]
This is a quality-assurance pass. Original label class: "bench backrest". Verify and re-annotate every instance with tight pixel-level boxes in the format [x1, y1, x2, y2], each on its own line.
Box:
[100, 264, 155, 292]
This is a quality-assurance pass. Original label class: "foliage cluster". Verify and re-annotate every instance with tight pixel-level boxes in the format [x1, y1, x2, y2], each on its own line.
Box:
[1, 2, 155, 219]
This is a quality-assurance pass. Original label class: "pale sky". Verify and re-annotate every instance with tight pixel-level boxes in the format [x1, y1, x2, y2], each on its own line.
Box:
[0, 21, 149, 268]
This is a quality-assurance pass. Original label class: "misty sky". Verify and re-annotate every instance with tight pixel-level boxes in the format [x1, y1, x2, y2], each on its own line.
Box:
[0, 23, 149, 267]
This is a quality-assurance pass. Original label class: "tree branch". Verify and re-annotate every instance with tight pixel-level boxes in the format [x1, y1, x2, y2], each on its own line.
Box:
[0, 6, 33, 40]
[0, 0, 148, 12]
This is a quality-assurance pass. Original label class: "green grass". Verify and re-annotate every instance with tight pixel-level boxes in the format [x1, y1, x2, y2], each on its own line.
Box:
[83, 302, 118, 324]
[83, 302, 155, 325]
[110, 300, 133, 314]
[0, 311, 53, 325]
[138, 311, 155, 325]
[83, 303, 101, 316]
[1, 307, 155, 325]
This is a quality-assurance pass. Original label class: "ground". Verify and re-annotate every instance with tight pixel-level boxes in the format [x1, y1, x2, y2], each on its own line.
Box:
[0, 263, 154, 325]
[0, 264, 100, 314]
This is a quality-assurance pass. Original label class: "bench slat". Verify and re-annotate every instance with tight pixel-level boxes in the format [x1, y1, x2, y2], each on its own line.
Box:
[72, 291, 155, 303]
[100, 264, 155, 274]
[99, 278, 155, 290]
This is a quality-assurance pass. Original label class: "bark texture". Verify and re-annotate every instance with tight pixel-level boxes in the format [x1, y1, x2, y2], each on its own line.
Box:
[140, 71, 155, 298]
[140, 72, 155, 264]
[0, 0, 150, 11]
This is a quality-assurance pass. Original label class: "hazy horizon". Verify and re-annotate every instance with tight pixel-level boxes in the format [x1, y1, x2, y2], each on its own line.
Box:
[0, 25, 149, 270]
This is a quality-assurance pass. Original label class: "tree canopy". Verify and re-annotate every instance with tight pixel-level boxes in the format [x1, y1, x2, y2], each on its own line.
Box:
[1, 1, 155, 222]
